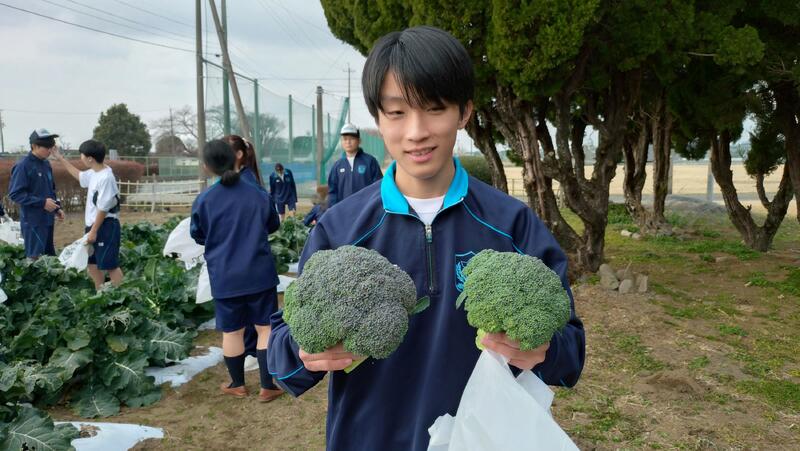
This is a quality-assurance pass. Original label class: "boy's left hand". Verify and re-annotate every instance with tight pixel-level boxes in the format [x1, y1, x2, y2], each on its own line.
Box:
[55, 210, 65, 221]
[86, 230, 97, 244]
[481, 332, 550, 371]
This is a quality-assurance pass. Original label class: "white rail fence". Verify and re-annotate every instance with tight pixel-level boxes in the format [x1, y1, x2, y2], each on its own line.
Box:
[118, 178, 205, 210]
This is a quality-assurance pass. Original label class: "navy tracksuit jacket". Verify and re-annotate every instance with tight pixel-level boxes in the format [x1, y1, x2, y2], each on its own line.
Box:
[326, 149, 382, 207]
[269, 157, 585, 450]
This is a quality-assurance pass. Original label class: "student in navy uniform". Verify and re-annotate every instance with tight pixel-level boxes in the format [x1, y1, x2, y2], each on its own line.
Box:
[8, 129, 64, 258]
[0, 202, 5, 220]
[225, 134, 265, 361]
[269, 26, 585, 450]
[191, 139, 285, 403]
[52, 141, 124, 289]
[326, 124, 382, 207]
[269, 163, 297, 220]
[302, 192, 327, 227]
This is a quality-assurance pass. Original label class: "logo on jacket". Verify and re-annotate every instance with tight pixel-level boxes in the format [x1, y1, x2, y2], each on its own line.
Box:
[454, 251, 476, 292]
[357, 164, 367, 175]
[339, 168, 346, 173]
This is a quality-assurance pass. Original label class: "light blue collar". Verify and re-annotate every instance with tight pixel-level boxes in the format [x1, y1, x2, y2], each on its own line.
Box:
[380, 157, 469, 214]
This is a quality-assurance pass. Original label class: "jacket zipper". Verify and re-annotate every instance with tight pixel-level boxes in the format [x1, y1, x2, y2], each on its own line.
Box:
[425, 224, 437, 295]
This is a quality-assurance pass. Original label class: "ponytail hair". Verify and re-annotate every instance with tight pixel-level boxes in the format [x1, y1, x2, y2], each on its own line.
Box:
[224, 134, 263, 186]
[220, 169, 241, 186]
[202, 139, 240, 186]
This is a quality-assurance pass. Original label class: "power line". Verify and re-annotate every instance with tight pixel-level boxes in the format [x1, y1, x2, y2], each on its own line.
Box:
[37, 0, 199, 49]
[0, 2, 195, 53]
[111, 0, 194, 30]
[61, 0, 221, 51]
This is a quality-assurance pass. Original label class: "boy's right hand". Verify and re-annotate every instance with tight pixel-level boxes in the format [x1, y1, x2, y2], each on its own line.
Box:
[299, 343, 362, 372]
[51, 146, 64, 161]
[44, 198, 60, 212]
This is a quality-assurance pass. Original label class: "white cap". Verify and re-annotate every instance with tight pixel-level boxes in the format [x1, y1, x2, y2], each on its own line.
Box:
[340, 123, 360, 137]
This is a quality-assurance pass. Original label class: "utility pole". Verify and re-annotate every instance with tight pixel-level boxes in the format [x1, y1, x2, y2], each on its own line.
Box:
[221, 0, 230, 136]
[0, 110, 5, 153]
[316, 86, 324, 184]
[344, 63, 355, 123]
[288, 95, 293, 161]
[195, 0, 206, 177]
[209, 0, 251, 141]
[169, 107, 176, 154]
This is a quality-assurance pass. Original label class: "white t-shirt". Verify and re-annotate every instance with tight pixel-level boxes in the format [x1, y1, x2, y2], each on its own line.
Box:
[404, 195, 444, 226]
[79, 167, 120, 227]
[346, 155, 356, 169]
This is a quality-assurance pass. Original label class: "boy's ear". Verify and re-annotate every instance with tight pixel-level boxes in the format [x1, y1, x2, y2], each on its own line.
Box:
[458, 100, 474, 129]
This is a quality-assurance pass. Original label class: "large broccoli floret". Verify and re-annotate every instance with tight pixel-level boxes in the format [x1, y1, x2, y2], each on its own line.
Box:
[283, 245, 427, 360]
[456, 249, 571, 351]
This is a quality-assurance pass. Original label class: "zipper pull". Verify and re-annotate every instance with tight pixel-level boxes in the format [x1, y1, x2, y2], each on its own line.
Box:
[425, 224, 432, 242]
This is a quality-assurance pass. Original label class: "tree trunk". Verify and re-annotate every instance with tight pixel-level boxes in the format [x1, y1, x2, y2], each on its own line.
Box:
[465, 110, 508, 193]
[622, 111, 650, 226]
[710, 131, 793, 251]
[492, 88, 581, 257]
[755, 173, 771, 209]
[651, 91, 673, 228]
[774, 81, 800, 223]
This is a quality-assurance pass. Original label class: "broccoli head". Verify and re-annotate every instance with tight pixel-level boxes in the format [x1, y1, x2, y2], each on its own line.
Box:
[456, 249, 571, 351]
[284, 245, 427, 359]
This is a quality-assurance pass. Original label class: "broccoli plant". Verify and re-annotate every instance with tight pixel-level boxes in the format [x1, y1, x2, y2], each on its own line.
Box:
[456, 249, 571, 351]
[283, 246, 428, 369]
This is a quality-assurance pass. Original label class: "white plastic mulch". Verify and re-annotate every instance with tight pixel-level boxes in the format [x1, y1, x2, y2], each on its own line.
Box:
[145, 346, 224, 388]
[55, 422, 164, 451]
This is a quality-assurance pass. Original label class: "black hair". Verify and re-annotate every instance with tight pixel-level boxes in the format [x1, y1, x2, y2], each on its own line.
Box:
[78, 139, 107, 163]
[31, 137, 56, 150]
[362, 25, 474, 121]
[275, 163, 284, 172]
[203, 139, 240, 186]
[224, 134, 263, 187]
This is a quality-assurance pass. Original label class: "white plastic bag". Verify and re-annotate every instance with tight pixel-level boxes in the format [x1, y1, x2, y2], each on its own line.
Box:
[427, 350, 579, 451]
[196, 261, 213, 304]
[0, 272, 7, 304]
[163, 218, 205, 270]
[0, 220, 24, 246]
[58, 234, 91, 271]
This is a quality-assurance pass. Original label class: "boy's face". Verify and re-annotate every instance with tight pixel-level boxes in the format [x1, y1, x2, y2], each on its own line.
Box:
[341, 135, 360, 153]
[31, 143, 54, 159]
[377, 73, 472, 185]
[80, 153, 90, 166]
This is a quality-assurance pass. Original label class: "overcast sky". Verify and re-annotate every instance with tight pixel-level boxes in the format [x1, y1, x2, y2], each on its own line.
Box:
[0, 0, 398, 151]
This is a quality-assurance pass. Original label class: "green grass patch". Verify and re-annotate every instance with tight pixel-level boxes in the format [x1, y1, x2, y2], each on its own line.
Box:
[607, 203, 634, 226]
[688, 356, 710, 370]
[747, 268, 800, 298]
[685, 240, 761, 260]
[613, 333, 666, 372]
[718, 324, 747, 337]
[737, 379, 800, 412]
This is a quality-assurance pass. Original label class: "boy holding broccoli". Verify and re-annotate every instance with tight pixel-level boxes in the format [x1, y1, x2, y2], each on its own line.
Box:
[269, 26, 585, 450]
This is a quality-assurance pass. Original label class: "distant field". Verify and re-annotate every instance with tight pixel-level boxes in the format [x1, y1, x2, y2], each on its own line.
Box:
[504, 162, 797, 217]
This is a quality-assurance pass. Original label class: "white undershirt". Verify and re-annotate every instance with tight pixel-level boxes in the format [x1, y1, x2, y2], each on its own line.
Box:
[404, 195, 445, 226]
[346, 155, 355, 169]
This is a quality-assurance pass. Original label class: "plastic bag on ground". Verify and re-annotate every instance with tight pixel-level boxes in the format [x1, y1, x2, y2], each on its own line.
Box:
[0, 272, 7, 304]
[58, 234, 91, 271]
[163, 217, 205, 270]
[0, 220, 24, 246]
[196, 261, 212, 304]
[427, 350, 579, 451]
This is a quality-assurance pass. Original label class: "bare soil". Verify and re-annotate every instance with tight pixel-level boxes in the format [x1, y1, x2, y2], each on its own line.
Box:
[48, 205, 800, 450]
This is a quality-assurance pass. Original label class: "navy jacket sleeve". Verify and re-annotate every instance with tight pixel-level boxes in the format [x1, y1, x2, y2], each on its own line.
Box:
[266, 192, 280, 234]
[288, 170, 298, 203]
[303, 205, 319, 226]
[269, 174, 276, 198]
[9, 164, 45, 208]
[515, 208, 585, 388]
[370, 155, 383, 183]
[327, 165, 338, 207]
[267, 222, 332, 396]
[189, 200, 206, 245]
